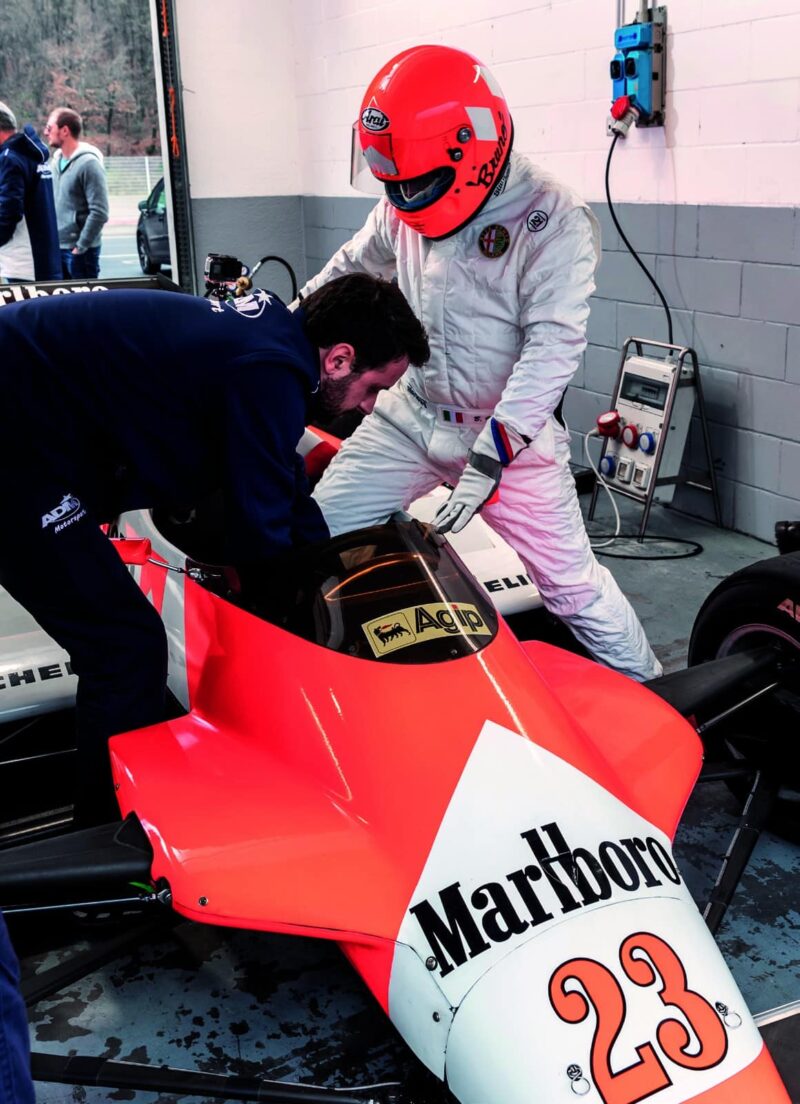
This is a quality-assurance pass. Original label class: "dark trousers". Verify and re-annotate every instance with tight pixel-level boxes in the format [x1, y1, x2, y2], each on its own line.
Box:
[0, 914, 34, 1104]
[0, 480, 167, 827]
[61, 246, 101, 280]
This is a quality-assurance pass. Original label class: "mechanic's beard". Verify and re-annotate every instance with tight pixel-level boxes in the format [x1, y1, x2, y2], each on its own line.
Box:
[309, 376, 352, 422]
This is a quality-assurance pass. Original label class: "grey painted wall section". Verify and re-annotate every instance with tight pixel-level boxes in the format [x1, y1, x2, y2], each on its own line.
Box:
[300, 196, 800, 544]
[303, 195, 377, 280]
[190, 195, 307, 306]
[191, 192, 799, 542]
[585, 203, 800, 542]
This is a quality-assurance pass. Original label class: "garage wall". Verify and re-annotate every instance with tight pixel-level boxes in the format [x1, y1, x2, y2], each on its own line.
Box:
[293, 0, 800, 206]
[293, 0, 800, 542]
[173, 0, 306, 301]
[172, 0, 800, 541]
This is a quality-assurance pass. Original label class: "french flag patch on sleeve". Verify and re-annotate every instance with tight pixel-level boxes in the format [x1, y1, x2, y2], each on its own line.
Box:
[490, 418, 514, 465]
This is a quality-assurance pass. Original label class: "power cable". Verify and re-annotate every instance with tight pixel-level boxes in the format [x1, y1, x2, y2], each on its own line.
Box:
[587, 536, 703, 560]
[588, 126, 701, 558]
[583, 428, 620, 547]
[604, 131, 673, 345]
[583, 428, 703, 560]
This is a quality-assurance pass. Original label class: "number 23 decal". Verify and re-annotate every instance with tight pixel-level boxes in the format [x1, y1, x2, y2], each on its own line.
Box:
[549, 932, 729, 1104]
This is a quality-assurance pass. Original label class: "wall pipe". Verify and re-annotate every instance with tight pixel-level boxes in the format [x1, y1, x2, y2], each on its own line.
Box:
[617, 1, 652, 25]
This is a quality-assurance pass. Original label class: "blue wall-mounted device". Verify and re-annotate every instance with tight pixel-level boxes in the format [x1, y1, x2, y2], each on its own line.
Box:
[610, 6, 666, 127]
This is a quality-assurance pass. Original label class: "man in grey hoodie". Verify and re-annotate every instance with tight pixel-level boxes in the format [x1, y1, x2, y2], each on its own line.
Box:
[45, 107, 109, 279]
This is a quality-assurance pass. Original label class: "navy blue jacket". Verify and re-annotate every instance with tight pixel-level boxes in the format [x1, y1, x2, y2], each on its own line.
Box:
[0, 288, 328, 563]
[0, 125, 61, 280]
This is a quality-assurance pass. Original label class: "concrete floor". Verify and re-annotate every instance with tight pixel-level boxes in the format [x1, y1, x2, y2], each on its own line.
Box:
[585, 491, 777, 674]
[23, 497, 800, 1103]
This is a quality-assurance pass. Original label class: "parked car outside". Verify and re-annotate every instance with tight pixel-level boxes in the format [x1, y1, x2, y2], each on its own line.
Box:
[136, 177, 170, 274]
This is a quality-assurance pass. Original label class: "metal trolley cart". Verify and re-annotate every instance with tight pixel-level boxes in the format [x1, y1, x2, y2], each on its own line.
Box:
[588, 336, 723, 539]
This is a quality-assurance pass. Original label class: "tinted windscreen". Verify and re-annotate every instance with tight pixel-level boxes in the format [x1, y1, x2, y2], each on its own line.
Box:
[282, 519, 498, 664]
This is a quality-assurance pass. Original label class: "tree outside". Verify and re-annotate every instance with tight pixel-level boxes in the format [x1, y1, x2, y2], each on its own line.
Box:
[1, 0, 167, 278]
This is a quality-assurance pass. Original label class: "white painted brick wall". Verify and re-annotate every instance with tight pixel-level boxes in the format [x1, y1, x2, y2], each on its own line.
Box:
[288, 0, 800, 205]
[175, 0, 302, 199]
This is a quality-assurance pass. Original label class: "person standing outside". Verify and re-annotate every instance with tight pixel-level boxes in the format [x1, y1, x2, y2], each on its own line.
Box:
[0, 101, 60, 282]
[299, 45, 661, 682]
[45, 107, 109, 279]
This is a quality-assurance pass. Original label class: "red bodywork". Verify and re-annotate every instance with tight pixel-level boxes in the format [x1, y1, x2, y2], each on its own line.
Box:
[109, 548, 789, 1103]
[112, 576, 700, 1006]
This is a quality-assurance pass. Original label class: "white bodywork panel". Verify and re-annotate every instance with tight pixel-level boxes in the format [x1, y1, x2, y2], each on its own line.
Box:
[387, 721, 762, 1102]
[0, 587, 77, 720]
[407, 485, 541, 617]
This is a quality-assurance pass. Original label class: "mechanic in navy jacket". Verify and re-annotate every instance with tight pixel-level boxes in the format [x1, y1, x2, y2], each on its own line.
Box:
[0, 277, 429, 830]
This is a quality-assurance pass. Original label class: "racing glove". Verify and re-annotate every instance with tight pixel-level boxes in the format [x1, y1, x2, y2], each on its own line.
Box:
[433, 419, 530, 534]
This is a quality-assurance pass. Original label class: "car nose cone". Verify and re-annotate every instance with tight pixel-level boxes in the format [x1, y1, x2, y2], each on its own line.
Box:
[444, 895, 768, 1104]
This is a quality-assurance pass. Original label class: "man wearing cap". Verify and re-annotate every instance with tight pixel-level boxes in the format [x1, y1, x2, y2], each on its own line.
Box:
[0, 102, 60, 282]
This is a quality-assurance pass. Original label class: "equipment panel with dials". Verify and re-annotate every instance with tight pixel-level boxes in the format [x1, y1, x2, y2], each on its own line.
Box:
[599, 354, 695, 504]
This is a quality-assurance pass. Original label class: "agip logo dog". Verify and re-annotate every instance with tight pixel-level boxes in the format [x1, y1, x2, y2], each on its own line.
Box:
[363, 603, 491, 657]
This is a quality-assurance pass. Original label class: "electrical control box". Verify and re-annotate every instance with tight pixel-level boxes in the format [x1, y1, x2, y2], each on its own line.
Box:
[610, 6, 667, 126]
[599, 354, 694, 506]
[589, 338, 722, 539]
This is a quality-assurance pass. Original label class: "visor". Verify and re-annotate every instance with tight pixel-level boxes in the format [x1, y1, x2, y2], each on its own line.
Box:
[350, 123, 389, 195]
[384, 166, 456, 213]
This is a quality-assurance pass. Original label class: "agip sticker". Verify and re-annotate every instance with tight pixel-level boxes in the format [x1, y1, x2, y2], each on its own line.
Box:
[363, 602, 491, 657]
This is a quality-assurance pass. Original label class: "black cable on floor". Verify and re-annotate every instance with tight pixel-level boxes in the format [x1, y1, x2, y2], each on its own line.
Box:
[605, 131, 674, 346]
[588, 533, 704, 560]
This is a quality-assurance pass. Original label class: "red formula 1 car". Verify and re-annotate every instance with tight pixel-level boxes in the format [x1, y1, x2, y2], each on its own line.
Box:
[2, 499, 799, 1103]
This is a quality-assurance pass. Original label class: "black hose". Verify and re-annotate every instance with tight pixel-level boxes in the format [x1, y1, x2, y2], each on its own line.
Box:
[604, 132, 674, 345]
[251, 255, 298, 301]
[588, 533, 703, 560]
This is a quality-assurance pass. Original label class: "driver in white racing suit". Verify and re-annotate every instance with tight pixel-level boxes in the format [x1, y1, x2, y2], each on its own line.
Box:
[299, 44, 661, 681]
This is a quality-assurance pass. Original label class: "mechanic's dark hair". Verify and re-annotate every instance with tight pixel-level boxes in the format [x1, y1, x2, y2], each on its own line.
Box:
[54, 108, 82, 138]
[301, 274, 429, 373]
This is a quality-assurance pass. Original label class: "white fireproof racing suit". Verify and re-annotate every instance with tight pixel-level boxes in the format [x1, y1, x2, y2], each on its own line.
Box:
[299, 152, 661, 681]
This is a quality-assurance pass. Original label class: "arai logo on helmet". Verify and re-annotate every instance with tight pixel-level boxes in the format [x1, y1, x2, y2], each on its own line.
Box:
[361, 105, 390, 132]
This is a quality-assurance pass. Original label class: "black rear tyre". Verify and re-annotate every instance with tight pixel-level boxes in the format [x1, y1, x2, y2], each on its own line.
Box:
[688, 550, 800, 837]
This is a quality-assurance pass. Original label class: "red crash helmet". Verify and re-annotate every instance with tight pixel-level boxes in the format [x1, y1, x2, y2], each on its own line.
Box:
[351, 45, 513, 240]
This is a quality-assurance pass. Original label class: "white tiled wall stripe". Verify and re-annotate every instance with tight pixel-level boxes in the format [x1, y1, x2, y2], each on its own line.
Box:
[289, 0, 800, 207]
[173, 0, 800, 207]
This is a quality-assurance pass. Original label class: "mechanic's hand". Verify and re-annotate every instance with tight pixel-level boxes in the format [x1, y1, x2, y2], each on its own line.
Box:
[433, 453, 502, 535]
